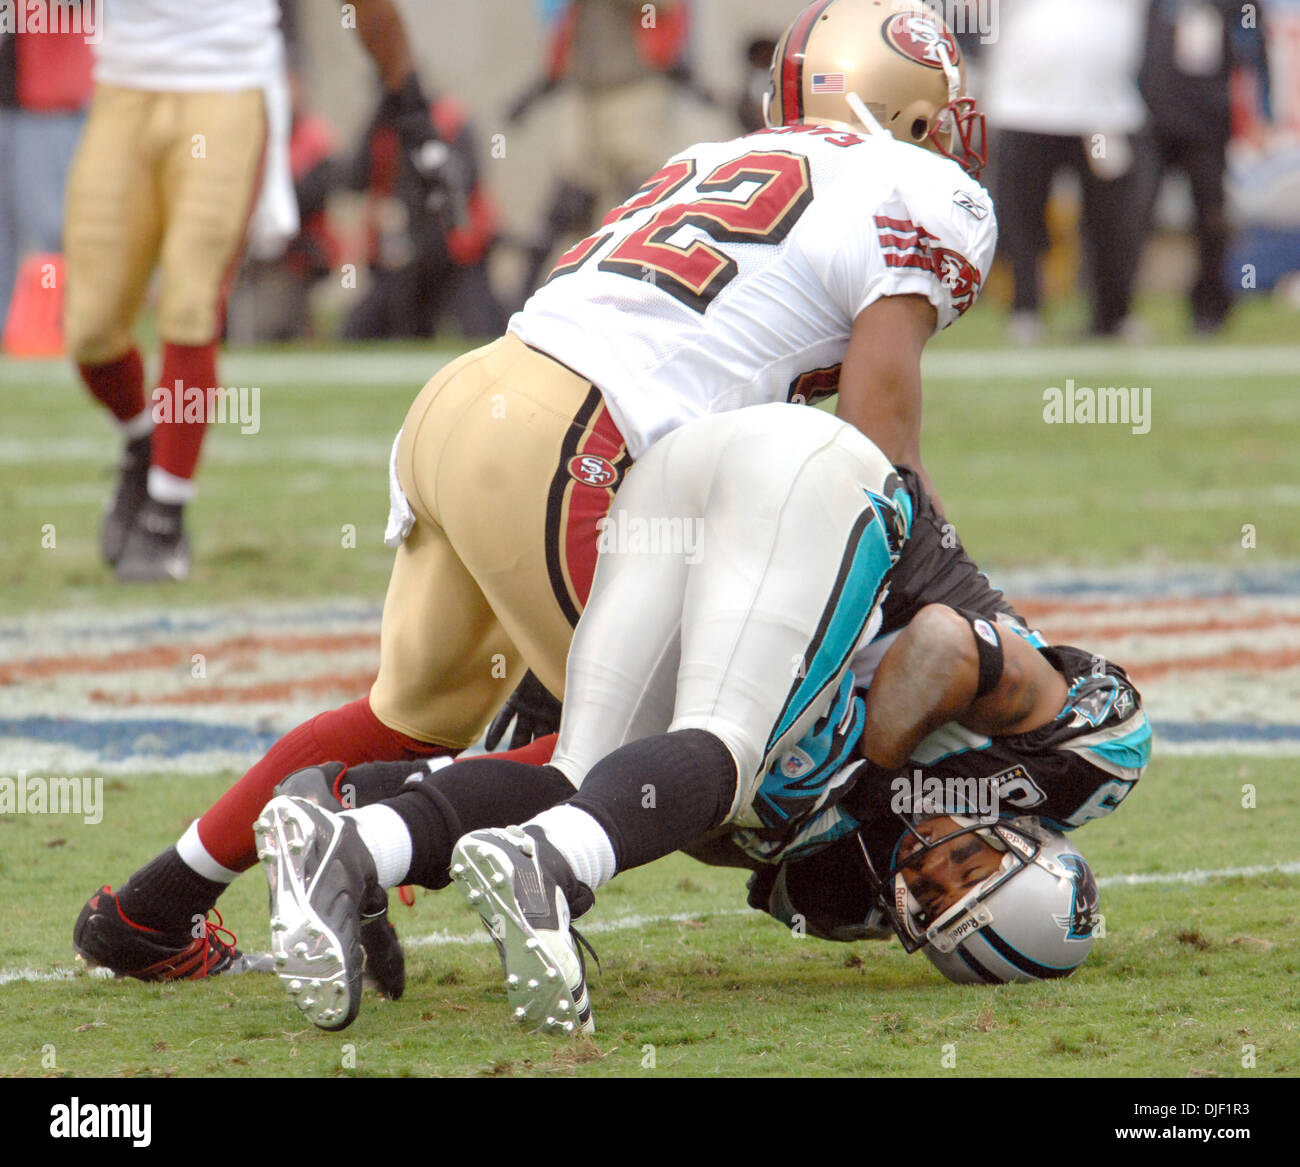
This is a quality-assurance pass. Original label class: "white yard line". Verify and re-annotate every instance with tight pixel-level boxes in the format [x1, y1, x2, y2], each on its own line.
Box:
[4, 345, 1300, 390]
[5, 858, 1295, 986]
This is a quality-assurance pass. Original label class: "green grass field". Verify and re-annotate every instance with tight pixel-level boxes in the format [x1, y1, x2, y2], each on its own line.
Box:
[0, 756, 1295, 1078]
[1, 294, 1298, 1079]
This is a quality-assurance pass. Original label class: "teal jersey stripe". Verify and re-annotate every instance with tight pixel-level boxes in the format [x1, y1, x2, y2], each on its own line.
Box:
[766, 508, 895, 752]
[1086, 715, 1153, 771]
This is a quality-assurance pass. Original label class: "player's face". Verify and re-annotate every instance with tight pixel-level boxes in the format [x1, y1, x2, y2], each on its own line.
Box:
[897, 817, 1004, 922]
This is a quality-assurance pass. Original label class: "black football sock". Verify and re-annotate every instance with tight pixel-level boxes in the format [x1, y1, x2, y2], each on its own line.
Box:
[385, 758, 577, 888]
[115, 847, 227, 934]
[568, 729, 737, 873]
[343, 759, 447, 807]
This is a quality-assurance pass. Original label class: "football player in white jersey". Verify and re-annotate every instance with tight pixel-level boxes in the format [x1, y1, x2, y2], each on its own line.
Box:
[67, 0, 457, 582]
[74, 0, 1000, 983]
[249, 405, 1146, 1032]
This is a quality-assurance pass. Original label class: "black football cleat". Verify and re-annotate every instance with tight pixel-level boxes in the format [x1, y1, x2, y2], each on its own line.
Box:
[73, 885, 271, 979]
[255, 795, 377, 1030]
[450, 825, 596, 1035]
[274, 765, 405, 1001]
[116, 497, 190, 582]
[100, 434, 152, 566]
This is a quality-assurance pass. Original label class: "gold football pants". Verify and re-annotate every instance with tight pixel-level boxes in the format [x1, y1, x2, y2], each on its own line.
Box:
[369, 333, 631, 747]
[63, 83, 266, 362]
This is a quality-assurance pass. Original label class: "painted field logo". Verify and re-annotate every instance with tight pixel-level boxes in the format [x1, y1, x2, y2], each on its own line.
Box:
[0, 771, 102, 824]
[567, 454, 618, 488]
[50, 1098, 151, 1147]
[151, 381, 261, 435]
[1042, 379, 1151, 435]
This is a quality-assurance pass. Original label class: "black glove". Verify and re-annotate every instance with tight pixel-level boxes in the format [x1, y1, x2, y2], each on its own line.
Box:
[484, 671, 563, 752]
[380, 74, 470, 231]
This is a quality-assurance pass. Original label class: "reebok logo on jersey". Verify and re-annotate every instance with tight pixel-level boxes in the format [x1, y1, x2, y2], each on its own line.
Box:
[952, 189, 989, 220]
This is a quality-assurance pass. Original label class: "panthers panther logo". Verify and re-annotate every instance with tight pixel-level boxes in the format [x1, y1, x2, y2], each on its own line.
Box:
[1055, 855, 1101, 941]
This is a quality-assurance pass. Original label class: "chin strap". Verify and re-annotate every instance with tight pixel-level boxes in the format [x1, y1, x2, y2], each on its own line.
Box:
[845, 91, 887, 137]
[932, 41, 963, 138]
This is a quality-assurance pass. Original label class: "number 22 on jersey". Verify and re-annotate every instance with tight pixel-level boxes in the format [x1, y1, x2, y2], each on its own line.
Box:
[547, 151, 814, 313]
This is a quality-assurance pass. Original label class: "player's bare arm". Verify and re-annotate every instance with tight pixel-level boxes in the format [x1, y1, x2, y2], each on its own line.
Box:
[859, 604, 1069, 770]
[352, 0, 418, 91]
[835, 294, 943, 512]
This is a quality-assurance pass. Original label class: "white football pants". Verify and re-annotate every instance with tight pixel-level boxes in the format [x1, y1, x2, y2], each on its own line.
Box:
[549, 402, 908, 827]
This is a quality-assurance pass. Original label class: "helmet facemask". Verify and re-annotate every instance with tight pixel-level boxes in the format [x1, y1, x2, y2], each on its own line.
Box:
[886, 815, 1037, 954]
[874, 815, 1102, 984]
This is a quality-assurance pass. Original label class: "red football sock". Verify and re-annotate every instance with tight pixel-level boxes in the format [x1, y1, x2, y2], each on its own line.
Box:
[79, 348, 145, 424]
[151, 341, 217, 481]
[196, 698, 453, 871]
[483, 733, 558, 767]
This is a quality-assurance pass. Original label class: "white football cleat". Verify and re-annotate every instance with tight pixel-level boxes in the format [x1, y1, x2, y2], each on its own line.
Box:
[450, 825, 595, 1036]
[254, 795, 375, 1031]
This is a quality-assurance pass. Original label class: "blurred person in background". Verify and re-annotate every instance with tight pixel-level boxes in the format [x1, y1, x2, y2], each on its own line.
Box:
[227, 70, 343, 343]
[342, 89, 503, 341]
[0, 12, 92, 336]
[508, 0, 704, 304]
[737, 36, 778, 133]
[983, 0, 1150, 342]
[1137, 0, 1273, 334]
[64, 0, 459, 582]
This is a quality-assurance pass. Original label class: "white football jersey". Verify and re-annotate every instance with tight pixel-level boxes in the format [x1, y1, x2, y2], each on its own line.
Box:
[94, 0, 283, 91]
[510, 125, 997, 459]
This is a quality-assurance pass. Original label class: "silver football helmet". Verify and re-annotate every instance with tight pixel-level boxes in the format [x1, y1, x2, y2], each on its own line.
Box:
[886, 816, 1101, 985]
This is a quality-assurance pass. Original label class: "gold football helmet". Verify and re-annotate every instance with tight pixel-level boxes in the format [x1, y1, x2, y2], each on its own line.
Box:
[764, 0, 986, 177]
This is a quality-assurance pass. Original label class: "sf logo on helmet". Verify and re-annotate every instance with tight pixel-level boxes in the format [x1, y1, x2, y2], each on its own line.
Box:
[882, 13, 960, 70]
[567, 454, 619, 488]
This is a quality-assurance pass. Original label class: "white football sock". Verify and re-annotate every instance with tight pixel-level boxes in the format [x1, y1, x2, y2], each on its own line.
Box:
[147, 465, 196, 505]
[528, 805, 617, 890]
[120, 409, 154, 441]
[175, 820, 241, 883]
[343, 804, 412, 888]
